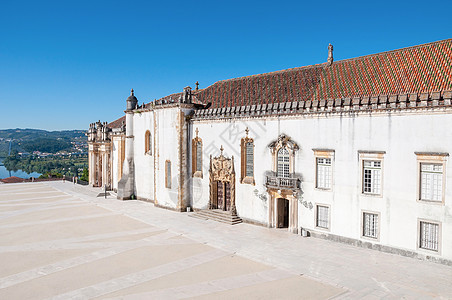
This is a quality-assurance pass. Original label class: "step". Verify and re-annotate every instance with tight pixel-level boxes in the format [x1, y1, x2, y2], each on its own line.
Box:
[189, 209, 243, 225]
[195, 211, 242, 222]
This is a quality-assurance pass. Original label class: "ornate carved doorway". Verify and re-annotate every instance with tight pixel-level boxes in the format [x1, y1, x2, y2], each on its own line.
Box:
[209, 146, 237, 215]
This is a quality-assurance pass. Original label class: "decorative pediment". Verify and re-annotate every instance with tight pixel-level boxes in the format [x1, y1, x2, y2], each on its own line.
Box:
[210, 146, 235, 182]
[268, 134, 299, 153]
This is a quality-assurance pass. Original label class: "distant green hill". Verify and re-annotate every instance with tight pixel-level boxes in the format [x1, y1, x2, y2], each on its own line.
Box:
[0, 129, 87, 157]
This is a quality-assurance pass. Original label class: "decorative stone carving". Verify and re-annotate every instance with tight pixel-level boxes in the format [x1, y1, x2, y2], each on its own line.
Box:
[268, 134, 299, 153]
[209, 146, 237, 216]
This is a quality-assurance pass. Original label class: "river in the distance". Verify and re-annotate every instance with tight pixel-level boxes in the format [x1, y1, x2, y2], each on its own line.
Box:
[0, 158, 42, 179]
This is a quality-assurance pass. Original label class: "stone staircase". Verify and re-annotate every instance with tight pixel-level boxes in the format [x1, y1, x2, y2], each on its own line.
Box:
[189, 209, 243, 225]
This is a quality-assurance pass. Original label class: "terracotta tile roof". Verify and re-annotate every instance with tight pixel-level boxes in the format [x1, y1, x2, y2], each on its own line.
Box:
[107, 116, 126, 128]
[194, 39, 452, 108]
[0, 176, 26, 183]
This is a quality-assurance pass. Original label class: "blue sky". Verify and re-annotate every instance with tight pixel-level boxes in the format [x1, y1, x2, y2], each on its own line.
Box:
[0, 0, 451, 130]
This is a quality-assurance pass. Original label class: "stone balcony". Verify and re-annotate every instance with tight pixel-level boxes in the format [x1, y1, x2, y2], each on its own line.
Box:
[265, 172, 301, 190]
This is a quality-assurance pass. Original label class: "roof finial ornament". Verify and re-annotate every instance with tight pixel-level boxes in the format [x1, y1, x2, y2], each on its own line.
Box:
[245, 127, 249, 137]
[220, 145, 224, 156]
[195, 81, 199, 91]
[131, 88, 134, 96]
[195, 127, 199, 137]
[327, 43, 333, 66]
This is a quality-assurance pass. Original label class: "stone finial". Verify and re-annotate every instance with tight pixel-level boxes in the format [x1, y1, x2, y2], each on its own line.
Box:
[220, 145, 224, 155]
[245, 127, 249, 137]
[131, 88, 134, 96]
[195, 81, 199, 91]
[195, 127, 199, 137]
[327, 43, 333, 66]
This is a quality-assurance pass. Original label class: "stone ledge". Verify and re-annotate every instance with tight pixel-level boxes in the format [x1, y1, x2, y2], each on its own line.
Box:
[308, 230, 452, 266]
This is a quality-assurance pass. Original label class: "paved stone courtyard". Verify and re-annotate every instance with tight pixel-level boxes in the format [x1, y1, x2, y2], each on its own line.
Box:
[0, 182, 451, 299]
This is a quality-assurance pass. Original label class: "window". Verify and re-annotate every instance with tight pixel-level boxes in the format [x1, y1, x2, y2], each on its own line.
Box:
[416, 152, 448, 204]
[419, 221, 439, 252]
[316, 205, 329, 229]
[359, 151, 385, 196]
[196, 141, 202, 172]
[145, 130, 151, 155]
[192, 130, 202, 178]
[316, 158, 332, 189]
[363, 212, 378, 239]
[246, 142, 253, 177]
[363, 160, 381, 194]
[241, 128, 254, 184]
[420, 163, 443, 202]
[165, 160, 171, 188]
[277, 147, 290, 178]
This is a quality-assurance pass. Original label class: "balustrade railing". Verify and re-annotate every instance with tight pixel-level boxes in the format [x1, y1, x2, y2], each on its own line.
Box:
[265, 172, 301, 190]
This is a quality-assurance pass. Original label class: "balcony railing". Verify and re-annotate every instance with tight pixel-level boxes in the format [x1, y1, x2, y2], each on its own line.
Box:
[265, 172, 301, 190]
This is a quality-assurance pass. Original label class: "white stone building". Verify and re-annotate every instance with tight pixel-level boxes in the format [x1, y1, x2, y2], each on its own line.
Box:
[89, 39, 452, 264]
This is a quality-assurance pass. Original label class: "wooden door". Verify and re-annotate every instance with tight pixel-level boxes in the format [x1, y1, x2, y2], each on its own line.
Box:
[217, 181, 224, 210]
[277, 198, 289, 228]
[225, 182, 231, 211]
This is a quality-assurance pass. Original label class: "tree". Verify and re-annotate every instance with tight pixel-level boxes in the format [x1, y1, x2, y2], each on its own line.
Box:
[80, 168, 89, 182]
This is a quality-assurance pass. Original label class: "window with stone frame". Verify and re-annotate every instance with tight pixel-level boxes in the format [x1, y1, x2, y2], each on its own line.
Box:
[419, 220, 440, 252]
[362, 212, 379, 239]
[165, 160, 171, 188]
[359, 151, 385, 197]
[277, 147, 290, 178]
[316, 158, 332, 189]
[192, 129, 203, 178]
[420, 163, 443, 201]
[145, 130, 152, 155]
[316, 205, 329, 229]
[241, 128, 254, 184]
[363, 160, 382, 194]
[416, 152, 448, 204]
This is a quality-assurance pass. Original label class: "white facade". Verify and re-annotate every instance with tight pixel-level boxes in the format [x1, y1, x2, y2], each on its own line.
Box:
[91, 39, 452, 264]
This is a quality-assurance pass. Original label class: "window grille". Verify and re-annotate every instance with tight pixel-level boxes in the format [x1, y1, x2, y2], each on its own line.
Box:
[420, 221, 439, 251]
[316, 205, 329, 228]
[165, 161, 171, 188]
[246, 142, 253, 177]
[420, 163, 443, 201]
[277, 147, 290, 178]
[316, 158, 332, 189]
[363, 161, 381, 194]
[363, 212, 378, 239]
[196, 141, 202, 172]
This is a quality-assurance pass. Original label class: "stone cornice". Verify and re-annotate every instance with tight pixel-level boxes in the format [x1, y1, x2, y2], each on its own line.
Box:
[191, 90, 452, 121]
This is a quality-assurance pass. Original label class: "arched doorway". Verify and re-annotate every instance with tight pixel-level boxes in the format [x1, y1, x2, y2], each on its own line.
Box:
[209, 146, 237, 215]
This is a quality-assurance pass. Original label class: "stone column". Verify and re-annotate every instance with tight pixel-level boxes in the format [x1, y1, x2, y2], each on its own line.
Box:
[118, 111, 135, 200]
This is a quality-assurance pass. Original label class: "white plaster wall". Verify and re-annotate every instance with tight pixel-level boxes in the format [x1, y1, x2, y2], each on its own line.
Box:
[191, 120, 271, 224]
[153, 107, 182, 209]
[132, 111, 154, 201]
[111, 138, 119, 191]
[193, 110, 452, 260]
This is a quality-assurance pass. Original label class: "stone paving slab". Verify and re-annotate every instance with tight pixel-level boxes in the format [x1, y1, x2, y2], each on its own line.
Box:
[49, 181, 452, 299]
[0, 182, 344, 299]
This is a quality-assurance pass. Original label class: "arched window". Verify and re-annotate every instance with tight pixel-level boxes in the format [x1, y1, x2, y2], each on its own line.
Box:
[196, 141, 202, 172]
[165, 160, 171, 188]
[240, 127, 254, 184]
[145, 130, 152, 155]
[277, 147, 290, 178]
[246, 142, 254, 177]
[192, 128, 203, 177]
